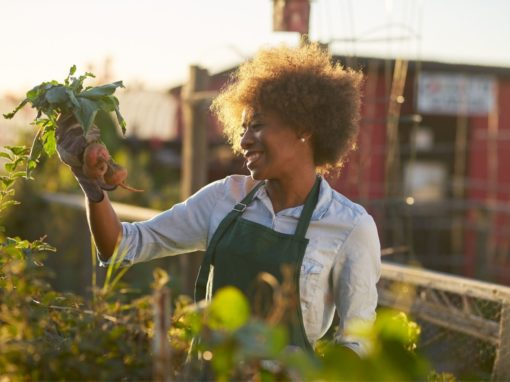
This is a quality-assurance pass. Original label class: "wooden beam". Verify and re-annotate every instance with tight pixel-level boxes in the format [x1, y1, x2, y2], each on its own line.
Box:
[381, 262, 510, 302]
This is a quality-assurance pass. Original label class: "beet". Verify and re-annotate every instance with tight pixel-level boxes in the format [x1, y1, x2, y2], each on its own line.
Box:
[82, 141, 143, 192]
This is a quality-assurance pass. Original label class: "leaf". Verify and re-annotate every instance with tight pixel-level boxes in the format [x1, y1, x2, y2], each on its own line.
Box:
[96, 95, 118, 112]
[114, 104, 126, 135]
[69, 65, 77, 76]
[0, 176, 15, 188]
[0, 152, 13, 160]
[65, 89, 80, 109]
[26, 85, 43, 101]
[5, 146, 29, 156]
[45, 86, 69, 104]
[42, 128, 56, 157]
[73, 97, 99, 133]
[80, 81, 124, 99]
[2, 99, 28, 119]
[207, 287, 250, 332]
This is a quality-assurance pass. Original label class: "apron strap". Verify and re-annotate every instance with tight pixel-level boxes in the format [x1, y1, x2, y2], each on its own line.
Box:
[294, 176, 321, 239]
[194, 181, 265, 302]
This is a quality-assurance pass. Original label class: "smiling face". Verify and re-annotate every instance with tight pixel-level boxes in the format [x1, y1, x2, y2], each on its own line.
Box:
[240, 108, 314, 181]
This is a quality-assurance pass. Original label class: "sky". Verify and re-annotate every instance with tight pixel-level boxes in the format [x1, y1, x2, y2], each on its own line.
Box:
[1, 0, 510, 95]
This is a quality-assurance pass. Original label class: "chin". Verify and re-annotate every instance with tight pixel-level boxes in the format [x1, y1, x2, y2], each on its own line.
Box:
[248, 168, 265, 181]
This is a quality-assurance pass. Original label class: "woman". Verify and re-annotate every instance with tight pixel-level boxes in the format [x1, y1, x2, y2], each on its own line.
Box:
[56, 43, 381, 356]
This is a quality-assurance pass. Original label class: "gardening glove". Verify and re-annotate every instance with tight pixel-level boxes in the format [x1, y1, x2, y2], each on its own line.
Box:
[56, 114, 115, 202]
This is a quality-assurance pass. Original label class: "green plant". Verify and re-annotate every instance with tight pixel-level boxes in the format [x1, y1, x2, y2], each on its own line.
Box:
[3, 66, 125, 177]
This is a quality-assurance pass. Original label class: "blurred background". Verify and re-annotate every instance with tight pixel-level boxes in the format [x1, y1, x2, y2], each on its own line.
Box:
[1, 0, 510, 295]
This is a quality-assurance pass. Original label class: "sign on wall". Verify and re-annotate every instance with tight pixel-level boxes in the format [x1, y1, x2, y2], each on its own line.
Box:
[417, 72, 496, 116]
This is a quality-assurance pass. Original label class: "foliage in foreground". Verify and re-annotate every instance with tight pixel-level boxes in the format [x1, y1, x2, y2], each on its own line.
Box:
[0, 145, 440, 381]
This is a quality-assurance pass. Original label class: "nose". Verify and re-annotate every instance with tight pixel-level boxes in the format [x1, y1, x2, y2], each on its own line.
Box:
[240, 127, 254, 149]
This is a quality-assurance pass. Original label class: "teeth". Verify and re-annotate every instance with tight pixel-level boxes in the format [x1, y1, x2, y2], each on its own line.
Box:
[247, 152, 261, 163]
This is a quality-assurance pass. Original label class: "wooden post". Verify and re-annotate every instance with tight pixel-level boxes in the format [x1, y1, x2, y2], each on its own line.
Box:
[486, 83, 499, 275]
[384, 58, 408, 198]
[153, 287, 172, 382]
[452, 113, 468, 259]
[492, 302, 510, 381]
[384, 59, 408, 247]
[181, 65, 210, 198]
[180, 65, 210, 296]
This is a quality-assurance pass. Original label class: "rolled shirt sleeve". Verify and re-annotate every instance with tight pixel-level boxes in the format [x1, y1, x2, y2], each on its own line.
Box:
[98, 178, 225, 267]
[332, 213, 381, 356]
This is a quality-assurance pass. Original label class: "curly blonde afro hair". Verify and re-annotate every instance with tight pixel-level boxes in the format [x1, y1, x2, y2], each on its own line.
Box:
[211, 43, 363, 170]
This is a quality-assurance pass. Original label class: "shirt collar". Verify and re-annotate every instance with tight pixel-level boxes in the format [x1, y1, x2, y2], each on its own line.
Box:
[253, 176, 333, 220]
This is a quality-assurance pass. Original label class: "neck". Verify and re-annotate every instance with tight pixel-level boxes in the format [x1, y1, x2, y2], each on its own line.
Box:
[265, 171, 317, 214]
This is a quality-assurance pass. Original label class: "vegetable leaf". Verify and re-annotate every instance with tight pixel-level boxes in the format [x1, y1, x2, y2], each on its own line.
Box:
[73, 97, 99, 134]
[2, 66, 128, 173]
[45, 86, 69, 104]
[42, 127, 56, 157]
[3, 99, 28, 119]
[114, 104, 126, 135]
[80, 81, 124, 99]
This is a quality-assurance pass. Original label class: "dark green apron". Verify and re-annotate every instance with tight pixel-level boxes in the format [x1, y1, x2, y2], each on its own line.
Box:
[194, 177, 321, 352]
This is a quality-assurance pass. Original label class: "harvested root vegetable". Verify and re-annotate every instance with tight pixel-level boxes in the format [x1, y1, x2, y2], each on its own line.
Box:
[82, 142, 110, 179]
[104, 161, 143, 192]
[82, 141, 143, 192]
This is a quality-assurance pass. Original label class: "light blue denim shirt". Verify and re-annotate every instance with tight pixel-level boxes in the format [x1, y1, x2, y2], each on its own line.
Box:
[102, 175, 381, 355]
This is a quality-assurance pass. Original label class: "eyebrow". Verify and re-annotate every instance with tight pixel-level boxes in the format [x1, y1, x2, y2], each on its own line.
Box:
[242, 112, 263, 127]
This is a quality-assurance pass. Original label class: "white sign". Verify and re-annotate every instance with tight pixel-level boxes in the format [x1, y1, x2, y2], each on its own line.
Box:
[417, 72, 496, 115]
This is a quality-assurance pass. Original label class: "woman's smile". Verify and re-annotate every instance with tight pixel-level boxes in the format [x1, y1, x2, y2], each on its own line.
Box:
[244, 150, 263, 169]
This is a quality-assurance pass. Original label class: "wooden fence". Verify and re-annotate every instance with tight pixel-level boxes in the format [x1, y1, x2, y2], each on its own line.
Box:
[41, 192, 510, 380]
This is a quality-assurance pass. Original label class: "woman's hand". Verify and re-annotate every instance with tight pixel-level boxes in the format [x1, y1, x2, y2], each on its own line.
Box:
[56, 114, 113, 202]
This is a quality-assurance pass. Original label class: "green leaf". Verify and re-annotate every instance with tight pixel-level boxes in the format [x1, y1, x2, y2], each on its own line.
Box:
[26, 85, 43, 101]
[114, 104, 126, 135]
[45, 86, 68, 104]
[73, 97, 99, 133]
[42, 128, 56, 157]
[2, 99, 28, 119]
[0, 152, 13, 160]
[207, 287, 250, 332]
[80, 81, 124, 99]
[5, 146, 29, 156]
[65, 88, 80, 109]
[69, 65, 77, 76]
[0, 176, 15, 188]
[96, 95, 118, 112]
